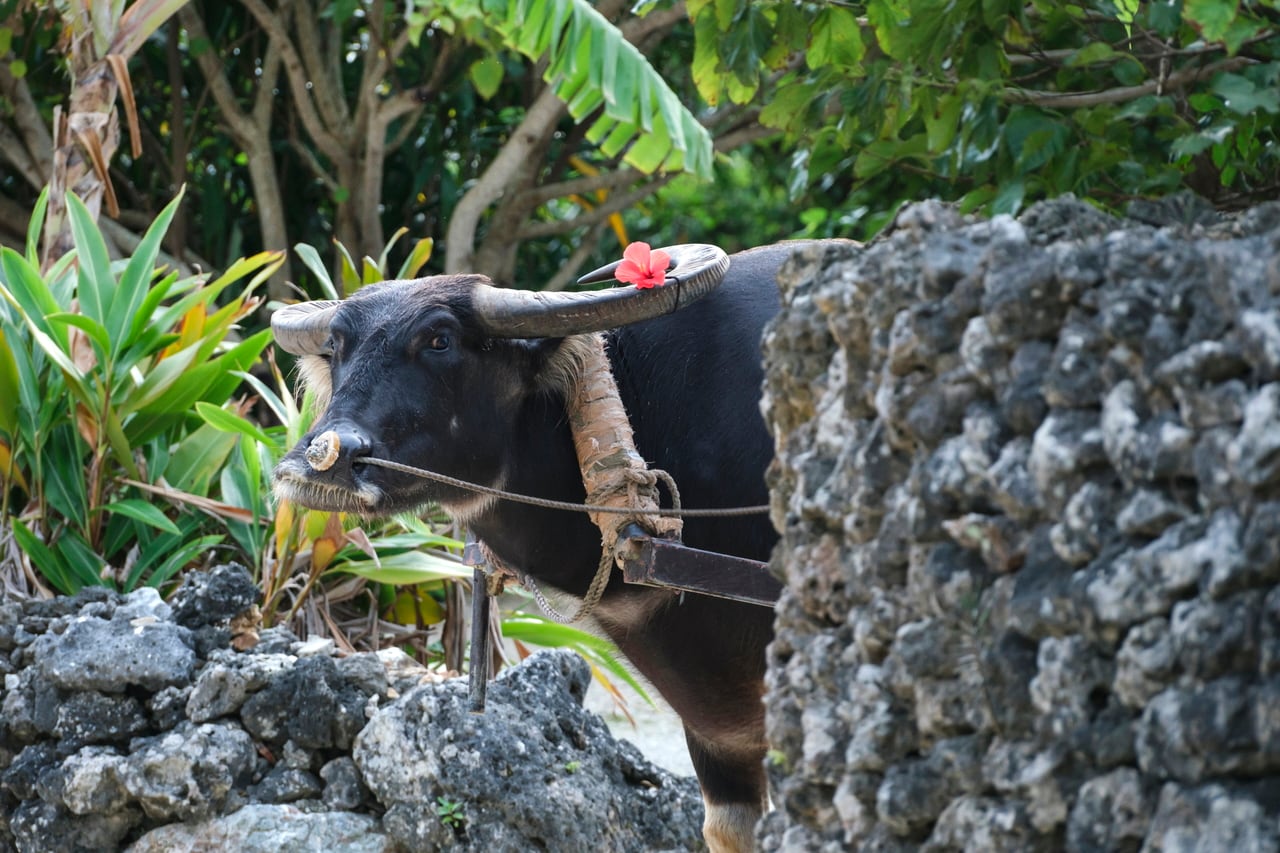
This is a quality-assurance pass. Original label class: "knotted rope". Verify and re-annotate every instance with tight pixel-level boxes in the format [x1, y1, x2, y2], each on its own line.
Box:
[515, 334, 680, 622]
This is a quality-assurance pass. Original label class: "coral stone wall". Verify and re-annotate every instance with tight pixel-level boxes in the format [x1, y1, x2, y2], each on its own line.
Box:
[0, 566, 704, 853]
[760, 198, 1280, 851]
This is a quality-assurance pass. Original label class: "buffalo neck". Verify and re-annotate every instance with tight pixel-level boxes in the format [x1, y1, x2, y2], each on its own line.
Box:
[465, 386, 604, 597]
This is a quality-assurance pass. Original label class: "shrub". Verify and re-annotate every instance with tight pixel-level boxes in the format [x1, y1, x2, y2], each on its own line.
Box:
[0, 189, 281, 593]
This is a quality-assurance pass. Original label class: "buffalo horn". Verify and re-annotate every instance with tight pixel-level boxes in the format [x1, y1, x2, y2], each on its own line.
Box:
[470, 243, 730, 339]
[271, 300, 340, 355]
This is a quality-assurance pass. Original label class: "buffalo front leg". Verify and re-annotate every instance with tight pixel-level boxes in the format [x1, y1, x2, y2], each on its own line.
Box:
[685, 726, 768, 852]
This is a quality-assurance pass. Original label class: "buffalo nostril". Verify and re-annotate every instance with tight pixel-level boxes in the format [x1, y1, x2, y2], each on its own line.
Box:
[305, 431, 342, 471]
[304, 429, 371, 472]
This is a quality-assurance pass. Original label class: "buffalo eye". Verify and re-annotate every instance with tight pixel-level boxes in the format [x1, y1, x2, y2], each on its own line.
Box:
[426, 333, 451, 353]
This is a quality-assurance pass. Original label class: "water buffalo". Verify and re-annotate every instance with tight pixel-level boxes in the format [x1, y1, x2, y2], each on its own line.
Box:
[271, 242, 824, 851]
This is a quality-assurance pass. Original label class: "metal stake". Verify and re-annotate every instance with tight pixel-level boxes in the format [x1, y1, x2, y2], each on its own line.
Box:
[468, 565, 491, 713]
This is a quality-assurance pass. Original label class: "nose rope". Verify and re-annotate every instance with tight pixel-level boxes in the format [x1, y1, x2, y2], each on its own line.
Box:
[354, 455, 770, 518]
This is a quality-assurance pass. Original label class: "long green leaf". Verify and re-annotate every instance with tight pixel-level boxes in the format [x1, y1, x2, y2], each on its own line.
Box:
[2, 317, 44, 442]
[0, 328, 20, 437]
[195, 401, 274, 446]
[100, 498, 182, 535]
[125, 269, 182, 350]
[232, 369, 292, 433]
[27, 323, 96, 410]
[128, 330, 271, 443]
[148, 251, 278, 335]
[120, 344, 203, 414]
[25, 187, 48, 265]
[330, 551, 473, 585]
[11, 519, 77, 594]
[294, 242, 339, 299]
[42, 427, 90, 534]
[102, 405, 141, 480]
[113, 189, 184, 356]
[166, 421, 242, 494]
[134, 532, 223, 591]
[396, 237, 436, 279]
[443, 0, 712, 178]
[46, 312, 110, 357]
[0, 248, 66, 343]
[66, 193, 113, 329]
[502, 612, 652, 701]
[56, 530, 110, 590]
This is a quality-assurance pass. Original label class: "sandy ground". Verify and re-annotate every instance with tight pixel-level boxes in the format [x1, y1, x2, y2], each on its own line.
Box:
[584, 675, 694, 777]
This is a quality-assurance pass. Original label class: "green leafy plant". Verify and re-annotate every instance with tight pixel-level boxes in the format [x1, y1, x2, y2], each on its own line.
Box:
[192, 314, 472, 641]
[415, 0, 714, 177]
[689, 0, 1280, 230]
[436, 795, 467, 830]
[0, 187, 282, 594]
[502, 609, 653, 719]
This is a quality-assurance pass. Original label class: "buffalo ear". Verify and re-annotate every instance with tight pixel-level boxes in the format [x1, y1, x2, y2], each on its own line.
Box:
[513, 336, 588, 395]
[296, 354, 333, 416]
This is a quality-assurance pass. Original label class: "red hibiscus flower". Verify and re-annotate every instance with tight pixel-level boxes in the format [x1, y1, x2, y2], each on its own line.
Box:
[614, 242, 671, 289]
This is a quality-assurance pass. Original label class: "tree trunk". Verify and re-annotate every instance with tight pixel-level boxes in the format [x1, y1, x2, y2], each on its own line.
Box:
[179, 6, 294, 296]
[42, 60, 121, 269]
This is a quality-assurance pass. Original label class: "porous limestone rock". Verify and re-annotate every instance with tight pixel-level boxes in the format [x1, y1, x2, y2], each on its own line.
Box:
[760, 196, 1280, 850]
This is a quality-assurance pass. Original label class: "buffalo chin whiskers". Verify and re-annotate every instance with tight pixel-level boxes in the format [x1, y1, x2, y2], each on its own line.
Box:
[272, 468, 383, 516]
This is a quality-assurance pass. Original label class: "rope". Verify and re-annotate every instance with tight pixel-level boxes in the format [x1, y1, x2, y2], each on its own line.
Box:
[523, 551, 615, 624]
[357, 456, 769, 518]
[359, 456, 767, 624]
[474, 538, 614, 625]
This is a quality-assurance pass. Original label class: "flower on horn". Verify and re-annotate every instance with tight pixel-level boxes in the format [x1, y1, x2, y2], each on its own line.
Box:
[614, 242, 671, 289]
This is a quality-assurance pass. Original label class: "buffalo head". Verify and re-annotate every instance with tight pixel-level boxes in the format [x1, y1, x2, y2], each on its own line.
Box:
[271, 245, 729, 520]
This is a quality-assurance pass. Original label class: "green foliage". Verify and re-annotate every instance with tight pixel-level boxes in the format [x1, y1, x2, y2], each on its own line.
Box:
[502, 610, 653, 707]
[0, 189, 283, 593]
[425, 0, 714, 177]
[691, 0, 1280, 224]
[436, 796, 467, 829]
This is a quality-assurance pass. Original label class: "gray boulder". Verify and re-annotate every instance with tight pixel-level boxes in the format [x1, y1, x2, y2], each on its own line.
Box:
[354, 649, 704, 853]
[0, 566, 706, 852]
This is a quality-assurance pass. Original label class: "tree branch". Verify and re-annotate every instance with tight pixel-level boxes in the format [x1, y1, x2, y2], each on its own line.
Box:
[291, 0, 349, 131]
[515, 174, 677, 241]
[179, 4, 292, 292]
[290, 129, 341, 193]
[1004, 56, 1253, 108]
[253, 25, 284, 126]
[0, 193, 35, 251]
[444, 86, 568, 272]
[239, 0, 347, 163]
[714, 122, 776, 152]
[178, 6, 259, 143]
[618, 2, 686, 41]
[0, 123, 45, 190]
[515, 167, 645, 208]
[543, 221, 609, 291]
[0, 61, 52, 187]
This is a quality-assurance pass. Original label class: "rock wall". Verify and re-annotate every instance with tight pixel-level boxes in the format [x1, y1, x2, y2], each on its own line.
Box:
[0, 565, 704, 852]
[760, 197, 1280, 851]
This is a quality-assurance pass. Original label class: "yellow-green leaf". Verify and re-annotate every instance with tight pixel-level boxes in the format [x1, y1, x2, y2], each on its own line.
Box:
[396, 237, 435, 279]
[330, 551, 471, 585]
[469, 56, 505, 99]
